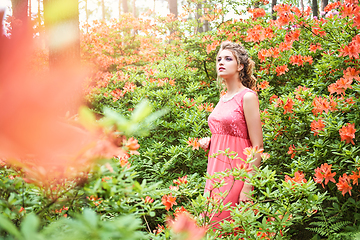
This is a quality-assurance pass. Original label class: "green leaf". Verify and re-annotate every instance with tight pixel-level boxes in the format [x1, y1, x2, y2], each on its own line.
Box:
[0, 214, 23, 239]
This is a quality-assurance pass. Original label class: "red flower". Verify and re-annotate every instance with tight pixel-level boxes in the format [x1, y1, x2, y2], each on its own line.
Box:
[166, 212, 207, 240]
[285, 29, 300, 42]
[162, 193, 177, 211]
[173, 175, 188, 185]
[249, 8, 266, 18]
[279, 41, 293, 52]
[343, 67, 360, 81]
[258, 80, 269, 90]
[340, 4, 360, 18]
[336, 173, 352, 196]
[269, 94, 278, 103]
[313, 163, 336, 188]
[312, 96, 330, 116]
[285, 171, 307, 184]
[328, 77, 353, 96]
[350, 170, 360, 185]
[339, 123, 356, 145]
[287, 144, 296, 159]
[283, 98, 294, 114]
[339, 42, 360, 59]
[186, 137, 200, 150]
[275, 65, 289, 76]
[311, 119, 325, 136]
[289, 55, 304, 66]
[309, 43, 322, 52]
[174, 206, 189, 218]
[324, 1, 341, 12]
[142, 196, 154, 204]
[153, 224, 165, 235]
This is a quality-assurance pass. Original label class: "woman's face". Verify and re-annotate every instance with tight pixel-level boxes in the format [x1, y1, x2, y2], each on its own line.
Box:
[216, 49, 243, 79]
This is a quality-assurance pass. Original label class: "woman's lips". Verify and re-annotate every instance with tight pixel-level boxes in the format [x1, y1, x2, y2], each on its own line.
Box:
[218, 67, 225, 71]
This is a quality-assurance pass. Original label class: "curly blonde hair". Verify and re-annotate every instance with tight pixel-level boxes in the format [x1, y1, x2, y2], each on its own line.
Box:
[216, 41, 257, 91]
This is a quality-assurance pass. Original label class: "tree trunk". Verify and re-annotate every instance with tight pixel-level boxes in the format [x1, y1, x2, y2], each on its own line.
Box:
[118, 0, 121, 17]
[300, 0, 304, 11]
[168, 0, 177, 17]
[312, 0, 318, 17]
[43, 0, 80, 69]
[321, 0, 328, 11]
[195, 2, 203, 33]
[271, 0, 277, 20]
[101, 0, 105, 20]
[132, 0, 137, 17]
[122, 0, 128, 13]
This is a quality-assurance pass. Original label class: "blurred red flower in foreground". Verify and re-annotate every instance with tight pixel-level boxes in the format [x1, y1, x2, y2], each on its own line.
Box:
[166, 212, 207, 240]
[0, 24, 128, 184]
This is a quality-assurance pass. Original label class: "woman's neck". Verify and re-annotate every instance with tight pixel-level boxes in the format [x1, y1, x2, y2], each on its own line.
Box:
[224, 78, 245, 95]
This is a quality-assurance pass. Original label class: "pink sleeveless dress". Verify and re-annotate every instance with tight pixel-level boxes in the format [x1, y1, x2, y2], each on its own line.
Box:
[204, 87, 259, 228]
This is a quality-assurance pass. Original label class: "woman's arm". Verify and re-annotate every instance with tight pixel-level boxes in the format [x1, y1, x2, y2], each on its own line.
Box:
[239, 91, 264, 201]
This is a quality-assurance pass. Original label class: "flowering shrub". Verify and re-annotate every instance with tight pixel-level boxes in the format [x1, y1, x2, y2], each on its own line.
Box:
[3, 0, 360, 239]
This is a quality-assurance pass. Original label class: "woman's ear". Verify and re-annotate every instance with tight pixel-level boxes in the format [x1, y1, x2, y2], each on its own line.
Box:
[237, 64, 244, 72]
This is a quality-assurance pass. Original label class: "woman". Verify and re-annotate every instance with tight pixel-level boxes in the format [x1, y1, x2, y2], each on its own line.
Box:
[199, 41, 264, 228]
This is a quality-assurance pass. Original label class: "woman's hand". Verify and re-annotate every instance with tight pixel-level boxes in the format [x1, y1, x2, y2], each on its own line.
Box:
[239, 183, 252, 202]
[198, 137, 211, 151]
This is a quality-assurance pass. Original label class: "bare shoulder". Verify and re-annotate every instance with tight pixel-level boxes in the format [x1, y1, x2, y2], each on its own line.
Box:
[243, 90, 258, 102]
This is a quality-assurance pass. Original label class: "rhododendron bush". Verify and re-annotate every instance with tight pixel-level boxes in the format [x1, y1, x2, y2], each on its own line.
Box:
[2, 0, 360, 239]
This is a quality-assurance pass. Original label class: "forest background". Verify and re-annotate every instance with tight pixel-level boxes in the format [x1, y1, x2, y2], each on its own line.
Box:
[0, 0, 360, 239]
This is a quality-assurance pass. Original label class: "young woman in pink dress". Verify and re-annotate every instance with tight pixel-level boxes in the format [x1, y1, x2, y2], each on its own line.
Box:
[199, 41, 264, 228]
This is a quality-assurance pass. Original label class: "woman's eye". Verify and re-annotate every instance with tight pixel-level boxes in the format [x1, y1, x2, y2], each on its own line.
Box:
[217, 58, 221, 62]
[226, 57, 232, 61]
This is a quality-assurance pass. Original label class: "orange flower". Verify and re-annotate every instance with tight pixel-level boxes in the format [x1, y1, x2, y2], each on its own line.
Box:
[173, 175, 188, 185]
[328, 77, 353, 96]
[124, 137, 140, 155]
[174, 206, 189, 218]
[339, 42, 360, 59]
[169, 185, 179, 191]
[142, 196, 154, 204]
[278, 41, 293, 52]
[250, 8, 266, 18]
[206, 40, 220, 54]
[258, 80, 269, 90]
[336, 173, 352, 196]
[243, 146, 264, 159]
[162, 193, 177, 211]
[285, 171, 307, 184]
[275, 65, 289, 76]
[269, 94, 278, 103]
[287, 144, 296, 159]
[285, 29, 300, 42]
[313, 163, 336, 188]
[309, 43, 322, 52]
[153, 224, 165, 235]
[312, 96, 330, 116]
[311, 119, 325, 136]
[339, 123, 356, 145]
[343, 67, 360, 81]
[186, 137, 200, 150]
[350, 170, 360, 185]
[283, 98, 294, 114]
[289, 55, 304, 66]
